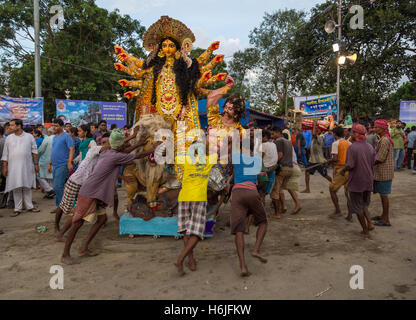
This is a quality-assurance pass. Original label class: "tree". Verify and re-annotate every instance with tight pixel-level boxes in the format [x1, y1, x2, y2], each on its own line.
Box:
[0, 0, 146, 122]
[230, 0, 416, 117]
[228, 9, 307, 114]
[289, 0, 416, 118]
[227, 48, 260, 100]
[384, 82, 416, 119]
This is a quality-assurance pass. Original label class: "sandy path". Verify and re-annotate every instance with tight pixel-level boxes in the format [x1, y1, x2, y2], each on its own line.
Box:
[0, 170, 415, 300]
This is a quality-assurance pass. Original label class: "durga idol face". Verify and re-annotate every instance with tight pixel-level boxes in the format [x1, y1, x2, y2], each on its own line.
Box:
[161, 39, 177, 58]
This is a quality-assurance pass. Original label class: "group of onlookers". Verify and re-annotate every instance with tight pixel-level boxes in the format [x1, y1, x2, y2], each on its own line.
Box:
[258, 117, 402, 238]
[0, 119, 129, 237]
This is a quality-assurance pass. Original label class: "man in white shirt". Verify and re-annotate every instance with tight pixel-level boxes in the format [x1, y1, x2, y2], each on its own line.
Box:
[261, 130, 278, 203]
[1, 119, 40, 216]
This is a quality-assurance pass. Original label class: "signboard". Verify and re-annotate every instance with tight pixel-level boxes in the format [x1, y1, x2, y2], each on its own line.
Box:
[294, 93, 338, 121]
[101, 102, 127, 129]
[56, 99, 127, 128]
[399, 101, 416, 127]
[0, 95, 44, 125]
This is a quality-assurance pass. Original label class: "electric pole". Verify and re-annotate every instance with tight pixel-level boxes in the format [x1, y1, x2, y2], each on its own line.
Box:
[336, 0, 342, 122]
[34, 0, 42, 98]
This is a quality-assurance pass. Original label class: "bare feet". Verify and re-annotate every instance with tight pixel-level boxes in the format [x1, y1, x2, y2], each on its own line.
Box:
[61, 255, 81, 265]
[368, 223, 375, 231]
[300, 189, 310, 194]
[186, 257, 197, 271]
[358, 232, 371, 238]
[54, 233, 66, 242]
[291, 207, 302, 215]
[329, 212, 343, 218]
[240, 266, 251, 277]
[270, 214, 281, 219]
[281, 207, 288, 214]
[174, 260, 185, 276]
[345, 215, 353, 222]
[78, 249, 99, 257]
[252, 252, 267, 263]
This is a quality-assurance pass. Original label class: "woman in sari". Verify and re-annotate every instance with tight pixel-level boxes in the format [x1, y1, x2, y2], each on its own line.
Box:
[77, 124, 96, 162]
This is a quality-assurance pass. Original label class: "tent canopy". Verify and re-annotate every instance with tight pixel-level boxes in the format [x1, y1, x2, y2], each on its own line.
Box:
[198, 99, 284, 128]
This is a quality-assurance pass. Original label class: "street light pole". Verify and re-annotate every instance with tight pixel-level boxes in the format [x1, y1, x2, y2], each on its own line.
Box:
[285, 72, 288, 118]
[34, 0, 42, 98]
[336, 0, 342, 122]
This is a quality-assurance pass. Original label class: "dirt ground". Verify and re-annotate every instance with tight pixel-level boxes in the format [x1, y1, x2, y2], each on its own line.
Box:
[1, 169, 415, 300]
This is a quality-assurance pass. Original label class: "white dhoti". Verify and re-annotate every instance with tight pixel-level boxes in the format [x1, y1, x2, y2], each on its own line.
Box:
[13, 187, 34, 212]
[37, 174, 53, 192]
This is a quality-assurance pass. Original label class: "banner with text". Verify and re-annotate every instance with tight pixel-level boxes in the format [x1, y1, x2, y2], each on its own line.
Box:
[294, 93, 338, 121]
[400, 101, 416, 127]
[56, 100, 127, 128]
[0, 95, 44, 125]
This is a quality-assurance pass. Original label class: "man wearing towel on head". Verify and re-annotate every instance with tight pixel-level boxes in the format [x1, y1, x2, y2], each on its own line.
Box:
[61, 129, 161, 265]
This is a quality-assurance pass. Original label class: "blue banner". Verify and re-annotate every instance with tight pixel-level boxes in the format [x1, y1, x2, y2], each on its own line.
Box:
[56, 99, 126, 128]
[400, 101, 416, 125]
[101, 102, 127, 129]
[0, 95, 44, 125]
[299, 94, 338, 121]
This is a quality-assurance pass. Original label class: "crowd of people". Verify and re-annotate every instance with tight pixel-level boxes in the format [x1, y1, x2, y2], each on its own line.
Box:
[0, 111, 413, 276]
[0, 119, 131, 234]
[256, 118, 415, 239]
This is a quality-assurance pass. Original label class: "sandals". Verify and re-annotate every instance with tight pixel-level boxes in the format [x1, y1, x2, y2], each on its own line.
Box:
[27, 208, 40, 213]
[375, 220, 391, 227]
[371, 216, 382, 221]
[10, 211, 21, 217]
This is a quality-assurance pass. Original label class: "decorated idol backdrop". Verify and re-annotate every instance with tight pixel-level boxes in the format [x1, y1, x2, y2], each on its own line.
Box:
[0, 95, 44, 125]
[399, 101, 416, 127]
[56, 99, 127, 128]
[294, 93, 338, 121]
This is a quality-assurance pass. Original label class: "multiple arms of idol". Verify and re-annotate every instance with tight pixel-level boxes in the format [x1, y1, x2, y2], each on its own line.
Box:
[113, 41, 231, 100]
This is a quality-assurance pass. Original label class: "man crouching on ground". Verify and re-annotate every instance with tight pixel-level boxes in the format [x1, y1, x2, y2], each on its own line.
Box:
[61, 129, 161, 265]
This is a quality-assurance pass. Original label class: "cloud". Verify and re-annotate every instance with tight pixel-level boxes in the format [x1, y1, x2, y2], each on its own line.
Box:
[193, 28, 250, 60]
[97, 0, 169, 14]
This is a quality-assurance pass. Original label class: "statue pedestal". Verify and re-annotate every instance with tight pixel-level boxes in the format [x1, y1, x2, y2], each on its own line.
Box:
[119, 212, 215, 238]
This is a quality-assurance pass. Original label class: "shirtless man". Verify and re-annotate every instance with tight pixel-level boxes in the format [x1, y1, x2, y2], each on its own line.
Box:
[206, 76, 246, 138]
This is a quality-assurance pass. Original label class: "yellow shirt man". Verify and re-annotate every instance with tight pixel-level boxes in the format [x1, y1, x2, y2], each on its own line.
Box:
[178, 153, 218, 202]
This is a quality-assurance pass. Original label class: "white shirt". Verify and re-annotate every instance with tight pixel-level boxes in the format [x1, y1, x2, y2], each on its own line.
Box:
[1, 132, 37, 192]
[331, 139, 340, 155]
[262, 141, 278, 168]
[69, 146, 102, 186]
[292, 147, 298, 166]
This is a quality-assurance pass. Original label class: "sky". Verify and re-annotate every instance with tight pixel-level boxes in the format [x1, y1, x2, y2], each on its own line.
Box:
[96, 0, 325, 59]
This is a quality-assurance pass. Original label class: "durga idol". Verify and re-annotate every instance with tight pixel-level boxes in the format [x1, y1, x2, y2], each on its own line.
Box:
[114, 16, 231, 177]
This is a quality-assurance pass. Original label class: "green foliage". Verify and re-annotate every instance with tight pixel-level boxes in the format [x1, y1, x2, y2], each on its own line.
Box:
[229, 0, 416, 117]
[0, 0, 145, 122]
[384, 82, 416, 119]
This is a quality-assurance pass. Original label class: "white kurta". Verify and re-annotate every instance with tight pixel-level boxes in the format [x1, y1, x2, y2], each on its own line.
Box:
[1, 132, 37, 193]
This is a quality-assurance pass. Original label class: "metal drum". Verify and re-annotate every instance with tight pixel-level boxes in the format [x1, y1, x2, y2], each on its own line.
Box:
[208, 164, 228, 192]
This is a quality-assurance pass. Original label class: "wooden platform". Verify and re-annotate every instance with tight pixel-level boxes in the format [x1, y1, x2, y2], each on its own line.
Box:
[119, 212, 215, 238]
